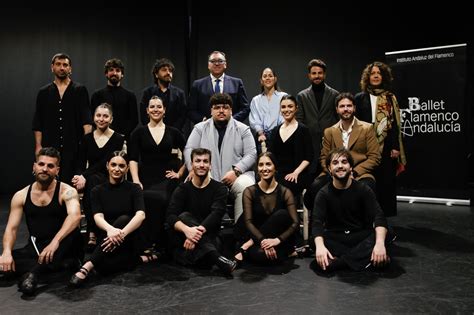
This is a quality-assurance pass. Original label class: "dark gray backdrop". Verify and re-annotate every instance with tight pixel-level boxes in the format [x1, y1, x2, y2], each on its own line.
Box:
[0, 2, 471, 194]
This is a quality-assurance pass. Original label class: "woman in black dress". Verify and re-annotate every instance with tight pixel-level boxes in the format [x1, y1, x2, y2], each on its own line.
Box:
[268, 95, 313, 197]
[70, 151, 155, 286]
[129, 96, 186, 252]
[234, 152, 299, 265]
[72, 103, 125, 251]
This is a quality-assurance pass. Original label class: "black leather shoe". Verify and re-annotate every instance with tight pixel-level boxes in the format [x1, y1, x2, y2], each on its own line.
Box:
[215, 256, 237, 275]
[18, 272, 38, 295]
[69, 267, 89, 287]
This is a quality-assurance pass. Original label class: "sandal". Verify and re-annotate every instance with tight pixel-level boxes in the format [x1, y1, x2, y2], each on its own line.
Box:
[69, 266, 89, 287]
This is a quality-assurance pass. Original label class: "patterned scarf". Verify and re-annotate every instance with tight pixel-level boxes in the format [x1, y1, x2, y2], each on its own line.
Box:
[367, 87, 407, 175]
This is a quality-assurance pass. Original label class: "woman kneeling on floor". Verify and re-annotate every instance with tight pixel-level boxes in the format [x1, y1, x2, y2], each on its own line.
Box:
[234, 152, 299, 266]
[70, 151, 157, 286]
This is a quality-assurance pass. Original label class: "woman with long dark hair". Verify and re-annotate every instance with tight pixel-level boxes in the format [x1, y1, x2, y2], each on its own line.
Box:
[70, 151, 155, 286]
[355, 61, 406, 216]
[234, 152, 299, 265]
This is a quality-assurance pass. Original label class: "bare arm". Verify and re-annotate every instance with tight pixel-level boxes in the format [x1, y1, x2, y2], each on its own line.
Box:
[94, 211, 145, 252]
[0, 189, 26, 272]
[371, 226, 388, 266]
[285, 160, 310, 183]
[314, 236, 334, 270]
[34, 131, 42, 154]
[121, 211, 145, 237]
[174, 221, 204, 244]
[38, 185, 81, 264]
[83, 124, 93, 135]
[129, 161, 142, 189]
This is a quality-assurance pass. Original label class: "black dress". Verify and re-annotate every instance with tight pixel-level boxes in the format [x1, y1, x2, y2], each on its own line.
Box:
[129, 125, 186, 248]
[268, 123, 314, 196]
[76, 132, 125, 232]
[235, 183, 299, 264]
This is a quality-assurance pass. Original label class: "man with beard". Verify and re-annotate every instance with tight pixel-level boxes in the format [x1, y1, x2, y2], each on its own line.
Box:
[184, 93, 256, 221]
[166, 148, 237, 276]
[139, 58, 187, 132]
[296, 59, 339, 175]
[303, 92, 380, 211]
[90, 58, 138, 141]
[309, 148, 391, 275]
[32, 53, 93, 184]
[0, 147, 83, 295]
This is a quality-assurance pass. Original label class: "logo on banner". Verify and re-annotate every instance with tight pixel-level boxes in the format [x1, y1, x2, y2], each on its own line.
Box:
[400, 97, 461, 136]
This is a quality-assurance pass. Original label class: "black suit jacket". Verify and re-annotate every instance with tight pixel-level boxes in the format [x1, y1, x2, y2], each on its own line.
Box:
[187, 75, 249, 123]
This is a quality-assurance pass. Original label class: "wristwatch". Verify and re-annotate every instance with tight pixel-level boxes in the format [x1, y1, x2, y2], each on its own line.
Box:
[232, 166, 242, 177]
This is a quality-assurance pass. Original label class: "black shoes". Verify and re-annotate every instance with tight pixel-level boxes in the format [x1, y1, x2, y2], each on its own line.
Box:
[215, 256, 237, 275]
[18, 272, 38, 295]
[69, 266, 89, 287]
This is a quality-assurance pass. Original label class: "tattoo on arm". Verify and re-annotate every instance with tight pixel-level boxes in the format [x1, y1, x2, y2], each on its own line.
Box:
[63, 188, 77, 202]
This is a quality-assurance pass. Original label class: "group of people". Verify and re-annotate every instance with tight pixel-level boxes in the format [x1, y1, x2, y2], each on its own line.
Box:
[0, 51, 406, 295]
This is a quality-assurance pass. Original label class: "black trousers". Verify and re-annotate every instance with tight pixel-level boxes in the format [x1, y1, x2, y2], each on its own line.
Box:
[167, 212, 221, 268]
[310, 229, 393, 271]
[235, 208, 296, 265]
[89, 215, 142, 275]
[141, 179, 178, 249]
[7, 229, 83, 277]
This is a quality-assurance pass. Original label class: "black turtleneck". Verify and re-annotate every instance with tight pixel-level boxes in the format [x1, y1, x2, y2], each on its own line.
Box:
[91, 180, 144, 222]
[311, 82, 325, 110]
[214, 120, 228, 152]
[90, 85, 138, 140]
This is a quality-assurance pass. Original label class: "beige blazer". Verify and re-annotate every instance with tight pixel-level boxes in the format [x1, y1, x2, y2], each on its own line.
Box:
[319, 117, 381, 180]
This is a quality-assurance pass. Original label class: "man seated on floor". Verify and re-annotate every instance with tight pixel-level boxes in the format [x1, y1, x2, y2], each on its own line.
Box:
[0, 147, 83, 295]
[310, 148, 391, 275]
[166, 148, 237, 276]
[303, 92, 380, 212]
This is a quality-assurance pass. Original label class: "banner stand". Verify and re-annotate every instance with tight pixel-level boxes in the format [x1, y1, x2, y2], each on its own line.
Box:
[397, 196, 470, 207]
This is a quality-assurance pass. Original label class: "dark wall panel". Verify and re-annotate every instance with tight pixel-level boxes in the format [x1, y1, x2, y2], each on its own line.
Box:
[0, 3, 471, 194]
[0, 8, 187, 193]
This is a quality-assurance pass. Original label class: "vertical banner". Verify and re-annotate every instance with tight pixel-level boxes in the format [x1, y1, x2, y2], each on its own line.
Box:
[385, 44, 468, 199]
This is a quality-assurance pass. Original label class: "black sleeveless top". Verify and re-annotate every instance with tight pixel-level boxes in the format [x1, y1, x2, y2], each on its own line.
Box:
[24, 181, 67, 241]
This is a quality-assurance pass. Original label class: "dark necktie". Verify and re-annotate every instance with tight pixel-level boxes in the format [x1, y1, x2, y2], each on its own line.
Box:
[214, 78, 221, 93]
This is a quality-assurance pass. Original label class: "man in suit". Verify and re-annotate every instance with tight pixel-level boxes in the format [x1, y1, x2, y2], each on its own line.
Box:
[184, 93, 256, 221]
[140, 58, 187, 132]
[188, 51, 249, 124]
[90, 58, 138, 141]
[303, 92, 380, 211]
[296, 59, 339, 174]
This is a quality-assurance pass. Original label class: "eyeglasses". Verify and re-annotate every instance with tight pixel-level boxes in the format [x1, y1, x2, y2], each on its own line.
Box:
[212, 104, 231, 110]
[208, 59, 226, 65]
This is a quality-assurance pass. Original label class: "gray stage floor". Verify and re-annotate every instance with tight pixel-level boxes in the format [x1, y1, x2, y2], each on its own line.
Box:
[1, 195, 473, 313]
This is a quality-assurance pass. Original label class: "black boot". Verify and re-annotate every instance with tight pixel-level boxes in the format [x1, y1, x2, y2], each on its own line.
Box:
[18, 272, 38, 295]
[215, 256, 237, 275]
